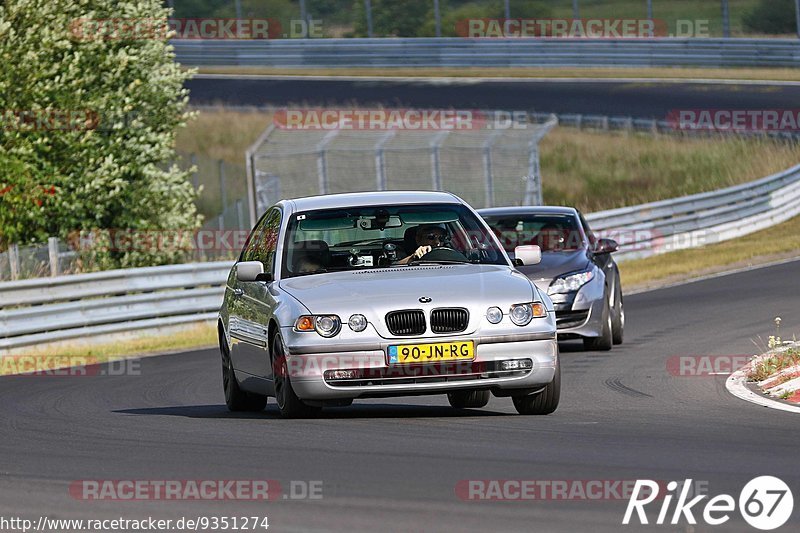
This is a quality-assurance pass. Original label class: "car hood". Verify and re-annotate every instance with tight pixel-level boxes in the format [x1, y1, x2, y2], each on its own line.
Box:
[514, 250, 590, 292]
[279, 264, 536, 336]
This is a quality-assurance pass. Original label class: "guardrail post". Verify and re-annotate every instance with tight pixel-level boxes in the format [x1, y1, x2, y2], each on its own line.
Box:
[48, 237, 59, 277]
[8, 244, 20, 281]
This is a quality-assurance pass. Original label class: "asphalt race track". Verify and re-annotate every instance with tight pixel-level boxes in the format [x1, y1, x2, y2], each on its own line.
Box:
[186, 75, 800, 119]
[1, 260, 799, 531]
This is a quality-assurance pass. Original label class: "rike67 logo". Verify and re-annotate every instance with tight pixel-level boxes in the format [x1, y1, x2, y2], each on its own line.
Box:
[623, 476, 794, 530]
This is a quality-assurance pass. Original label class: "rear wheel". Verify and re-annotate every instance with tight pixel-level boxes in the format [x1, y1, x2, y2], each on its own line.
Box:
[611, 278, 625, 345]
[512, 360, 560, 415]
[583, 297, 613, 351]
[272, 333, 322, 419]
[447, 390, 490, 409]
[220, 330, 268, 412]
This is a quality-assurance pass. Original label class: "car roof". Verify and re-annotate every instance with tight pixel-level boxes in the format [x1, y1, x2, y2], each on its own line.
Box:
[283, 191, 462, 212]
[478, 206, 579, 217]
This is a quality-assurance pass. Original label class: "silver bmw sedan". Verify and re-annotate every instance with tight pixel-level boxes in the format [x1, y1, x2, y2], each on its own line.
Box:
[218, 191, 559, 418]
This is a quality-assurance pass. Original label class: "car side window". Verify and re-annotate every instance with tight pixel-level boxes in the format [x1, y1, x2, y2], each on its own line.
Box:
[247, 208, 282, 276]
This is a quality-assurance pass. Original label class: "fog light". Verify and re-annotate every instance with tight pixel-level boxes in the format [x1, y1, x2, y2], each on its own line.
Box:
[486, 306, 503, 324]
[327, 370, 357, 380]
[500, 359, 533, 371]
[348, 314, 368, 332]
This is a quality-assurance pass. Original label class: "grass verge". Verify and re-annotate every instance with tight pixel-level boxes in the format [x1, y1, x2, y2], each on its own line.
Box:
[194, 66, 800, 83]
[620, 215, 800, 291]
[0, 323, 217, 375]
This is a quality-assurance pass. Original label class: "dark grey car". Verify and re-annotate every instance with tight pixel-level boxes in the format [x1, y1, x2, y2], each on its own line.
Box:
[479, 206, 624, 351]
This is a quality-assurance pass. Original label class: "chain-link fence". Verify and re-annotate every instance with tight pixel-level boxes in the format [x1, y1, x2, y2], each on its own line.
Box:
[246, 114, 557, 223]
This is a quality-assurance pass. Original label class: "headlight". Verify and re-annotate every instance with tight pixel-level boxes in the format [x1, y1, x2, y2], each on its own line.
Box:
[509, 302, 547, 326]
[315, 315, 341, 337]
[294, 315, 341, 337]
[348, 314, 368, 332]
[548, 269, 594, 294]
[486, 306, 503, 324]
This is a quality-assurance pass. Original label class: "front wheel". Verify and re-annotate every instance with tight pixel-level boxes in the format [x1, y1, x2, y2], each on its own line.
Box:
[583, 297, 613, 351]
[611, 279, 624, 345]
[512, 360, 560, 415]
[447, 390, 490, 409]
[272, 333, 322, 419]
[221, 334, 268, 412]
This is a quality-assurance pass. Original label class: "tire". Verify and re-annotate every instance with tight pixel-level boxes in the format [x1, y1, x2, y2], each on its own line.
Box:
[512, 360, 560, 415]
[611, 277, 625, 345]
[272, 333, 322, 419]
[447, 390, 490, 409]
[220, 331, 268, 412]
[583, 296, 613, 351]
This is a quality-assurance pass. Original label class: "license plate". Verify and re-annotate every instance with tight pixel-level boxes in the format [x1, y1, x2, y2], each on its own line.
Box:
[388, 341, 474, 364]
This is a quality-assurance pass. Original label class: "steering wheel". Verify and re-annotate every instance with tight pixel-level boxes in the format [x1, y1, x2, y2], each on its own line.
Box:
[416, 246, 469, 262]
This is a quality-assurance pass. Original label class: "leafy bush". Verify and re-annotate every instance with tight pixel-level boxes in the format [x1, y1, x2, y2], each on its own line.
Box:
[0, 0, 200, 268]
[743, 0, 797, 35]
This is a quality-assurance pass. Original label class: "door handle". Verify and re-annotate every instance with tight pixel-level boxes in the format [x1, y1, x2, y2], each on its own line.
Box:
[233, 288, 244, 297]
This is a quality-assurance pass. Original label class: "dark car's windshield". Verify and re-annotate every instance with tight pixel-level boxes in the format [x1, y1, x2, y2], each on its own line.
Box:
[482, 213, 584, 253]
[282, 203, 507, 278]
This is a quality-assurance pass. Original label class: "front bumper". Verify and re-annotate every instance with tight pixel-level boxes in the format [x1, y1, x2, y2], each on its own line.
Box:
[281, 330, 558, 400]
[542, 273, 606, 339]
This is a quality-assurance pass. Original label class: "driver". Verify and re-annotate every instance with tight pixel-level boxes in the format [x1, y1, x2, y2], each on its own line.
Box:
[396, 224, 449, 265]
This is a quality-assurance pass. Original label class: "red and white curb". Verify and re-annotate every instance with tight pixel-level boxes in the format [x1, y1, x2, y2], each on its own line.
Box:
[726, 368, 800, 415]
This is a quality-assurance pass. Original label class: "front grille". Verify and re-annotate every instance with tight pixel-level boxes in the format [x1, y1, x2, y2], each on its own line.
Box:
[555, 310, 590, 329]
[430, 308, 469, 333]
[386, 310, 426, 336]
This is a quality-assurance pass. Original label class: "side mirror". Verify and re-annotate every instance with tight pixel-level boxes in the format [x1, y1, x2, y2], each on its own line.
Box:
[514, 245, 542, 266]
[594, 238, 618, 254]
[236, 261, 265, 282]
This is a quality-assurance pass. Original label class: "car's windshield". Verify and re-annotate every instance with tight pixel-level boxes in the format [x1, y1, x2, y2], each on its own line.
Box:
[482, 213, 584, 253]
[282, 203, 507, 278]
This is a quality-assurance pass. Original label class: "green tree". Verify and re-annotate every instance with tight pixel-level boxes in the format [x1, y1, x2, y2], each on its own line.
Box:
[743, 0, 797, 35]
[0, 0, 199, 268]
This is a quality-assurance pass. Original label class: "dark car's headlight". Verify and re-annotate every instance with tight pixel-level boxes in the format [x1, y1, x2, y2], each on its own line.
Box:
[548, 269, 594, 294]
[509, 303, 547, 326]
[295, 315, 341, 337]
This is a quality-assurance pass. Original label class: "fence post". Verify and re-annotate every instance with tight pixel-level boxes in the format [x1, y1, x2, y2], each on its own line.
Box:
[190, 153, 199, 191]
[429, 131, 449, 191]
[218, 159, 227, 211]
[236, 199, 245, 230]
[525, 144, 543, 206]
[364, 0, 373, 37]
[482, 131, 501, 208]
[48, 237, 59, 277]
[8, 244, 20, 281]
[374, 131, 396, 191]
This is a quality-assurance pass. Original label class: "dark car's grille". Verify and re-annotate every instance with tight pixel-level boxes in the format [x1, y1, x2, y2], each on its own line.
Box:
[555, 310, 590, 329]
[386, 310, 426, 336]
[430, 308, 469, 333]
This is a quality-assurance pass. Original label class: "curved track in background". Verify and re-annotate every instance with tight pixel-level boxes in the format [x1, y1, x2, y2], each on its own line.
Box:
[187, 75, 800, 118]
[1, 260, 799, 531]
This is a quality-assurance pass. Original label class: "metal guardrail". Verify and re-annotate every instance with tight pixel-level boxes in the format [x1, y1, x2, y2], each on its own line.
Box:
[0, 262, 232, 350]
[2, 163, 800, 349]
[172, 38, 800, 68]
[586, 163, 800, 261]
